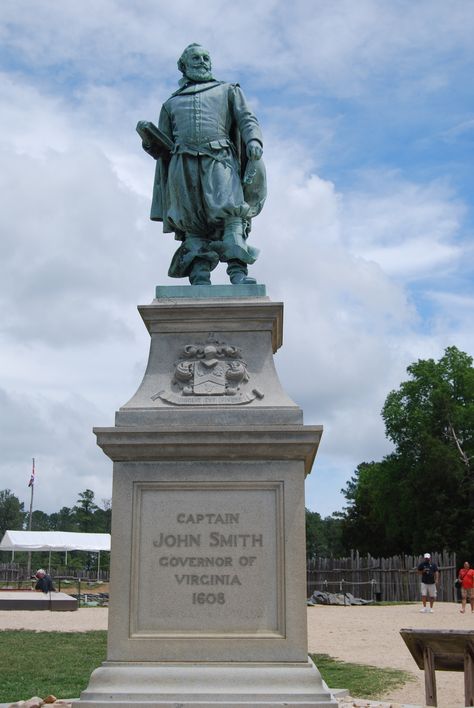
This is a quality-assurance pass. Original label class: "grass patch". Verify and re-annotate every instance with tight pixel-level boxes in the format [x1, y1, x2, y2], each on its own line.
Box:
[0, 631, 107, 703]
[310, 653, 413, 699]
[0, 631, 413, 703]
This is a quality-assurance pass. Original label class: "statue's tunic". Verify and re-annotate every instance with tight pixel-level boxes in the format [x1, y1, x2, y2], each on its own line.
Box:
[150, 81, 266, 277]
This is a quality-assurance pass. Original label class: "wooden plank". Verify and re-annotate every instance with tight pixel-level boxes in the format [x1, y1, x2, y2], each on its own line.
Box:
[401, 629, 474, 671]
[423, 644, 437, 706]
[465, 642, 474, 707]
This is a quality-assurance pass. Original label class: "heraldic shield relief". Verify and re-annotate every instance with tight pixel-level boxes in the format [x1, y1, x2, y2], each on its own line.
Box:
[153, 335, 264, 406]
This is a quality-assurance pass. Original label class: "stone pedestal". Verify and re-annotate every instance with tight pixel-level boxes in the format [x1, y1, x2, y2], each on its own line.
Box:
[76, 285, 335, 707]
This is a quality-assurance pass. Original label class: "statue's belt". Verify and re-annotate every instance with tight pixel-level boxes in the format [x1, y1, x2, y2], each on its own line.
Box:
[173, 141, 237, 169]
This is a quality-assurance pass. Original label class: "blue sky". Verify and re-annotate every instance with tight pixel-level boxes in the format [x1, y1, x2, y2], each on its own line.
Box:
[0, 0, 473, 518]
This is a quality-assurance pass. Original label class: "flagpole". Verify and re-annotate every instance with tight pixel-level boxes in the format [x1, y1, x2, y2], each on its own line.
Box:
[26, 458, 35, 579]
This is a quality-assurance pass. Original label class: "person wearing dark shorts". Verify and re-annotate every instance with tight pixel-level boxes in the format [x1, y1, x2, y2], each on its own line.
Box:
[417, 552, 439, 613]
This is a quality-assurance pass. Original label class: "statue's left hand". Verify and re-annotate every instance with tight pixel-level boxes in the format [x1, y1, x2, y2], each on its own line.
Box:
[246, 140, 263, 160]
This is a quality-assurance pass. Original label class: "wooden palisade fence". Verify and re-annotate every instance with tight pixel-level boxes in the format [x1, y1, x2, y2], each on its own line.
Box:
[0, 562, 109, 584]
[307, 551, 458, 603]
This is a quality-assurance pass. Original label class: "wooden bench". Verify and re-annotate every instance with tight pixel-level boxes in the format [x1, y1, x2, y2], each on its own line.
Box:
[400, 628, 474, 706]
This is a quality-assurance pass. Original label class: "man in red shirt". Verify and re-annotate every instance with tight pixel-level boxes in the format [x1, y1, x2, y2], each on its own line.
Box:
[458, 561, 474, 613]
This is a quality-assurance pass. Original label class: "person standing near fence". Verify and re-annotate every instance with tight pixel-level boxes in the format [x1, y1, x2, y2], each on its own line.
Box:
[417, 552, 439, 613]
[458, 561, 474, 614]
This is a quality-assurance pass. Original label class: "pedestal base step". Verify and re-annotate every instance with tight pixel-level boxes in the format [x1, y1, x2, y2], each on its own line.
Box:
[75, 659, 337, 707]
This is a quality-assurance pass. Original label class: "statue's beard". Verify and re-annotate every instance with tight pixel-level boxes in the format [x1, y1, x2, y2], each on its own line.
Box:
[184, 66, 213, 82]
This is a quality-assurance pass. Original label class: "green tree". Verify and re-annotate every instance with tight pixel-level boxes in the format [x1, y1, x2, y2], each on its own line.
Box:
[383, 346, 474, 505]
[73, 489, 99, 532]
[49, 506, 78, 532]
[306, 509, 322, 558]
[71, 491, 111, 571]
[305, 509, 344, 558]
[340, 459, 411, 555]
[0, 490, 25, 538]
[31, 510, 51, 531]
[93, 499, 112, 534]
[340, 346, 474, 557]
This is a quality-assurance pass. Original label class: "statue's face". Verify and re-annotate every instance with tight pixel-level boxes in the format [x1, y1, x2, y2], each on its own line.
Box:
[183, 46, 212, 82]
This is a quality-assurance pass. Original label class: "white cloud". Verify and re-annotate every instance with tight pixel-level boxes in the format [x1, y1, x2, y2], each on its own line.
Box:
[440, 119, 474, 142]
[0, 73, 72, 157]
[423, 290, 474, 357]
[0, 387, 112, 512]
[340, 173, 466, 280]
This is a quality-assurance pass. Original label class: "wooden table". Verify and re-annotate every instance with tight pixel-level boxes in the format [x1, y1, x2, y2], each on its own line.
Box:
[400, 628, 474, 706]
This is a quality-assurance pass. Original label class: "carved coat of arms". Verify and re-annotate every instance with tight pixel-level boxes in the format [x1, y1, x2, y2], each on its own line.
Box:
[153, 336, 263, 406]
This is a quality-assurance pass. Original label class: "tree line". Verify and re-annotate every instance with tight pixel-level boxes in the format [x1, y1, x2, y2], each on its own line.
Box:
[0, 488, 111, 539]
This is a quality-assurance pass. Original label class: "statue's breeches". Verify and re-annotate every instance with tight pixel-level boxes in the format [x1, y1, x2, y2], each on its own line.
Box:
[166, 150, 249, 236]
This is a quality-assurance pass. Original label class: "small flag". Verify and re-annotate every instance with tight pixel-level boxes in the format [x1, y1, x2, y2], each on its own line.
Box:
[28, 458, 35, 487]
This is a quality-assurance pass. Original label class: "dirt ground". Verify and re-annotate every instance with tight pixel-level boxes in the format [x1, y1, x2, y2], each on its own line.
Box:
[307, 602, 472, 707]
[0, 602, 472, 707]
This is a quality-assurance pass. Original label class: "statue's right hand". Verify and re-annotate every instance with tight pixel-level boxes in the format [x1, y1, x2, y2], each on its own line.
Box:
[136, 120, 151, 132]
[246, 139, 263, 161]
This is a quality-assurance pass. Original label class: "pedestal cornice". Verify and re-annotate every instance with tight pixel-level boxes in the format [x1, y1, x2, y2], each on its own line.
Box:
[94, 425, 322, 476]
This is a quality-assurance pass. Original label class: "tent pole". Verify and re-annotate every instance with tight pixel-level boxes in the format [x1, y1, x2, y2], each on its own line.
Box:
[97, 551, 100, 583]
[48, 550, 51, 574]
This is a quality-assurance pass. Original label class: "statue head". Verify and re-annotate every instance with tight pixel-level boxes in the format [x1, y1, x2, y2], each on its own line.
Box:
[178, 43, 213, 83]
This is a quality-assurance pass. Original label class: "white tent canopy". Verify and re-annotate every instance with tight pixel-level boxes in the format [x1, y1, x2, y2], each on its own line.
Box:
[0, 530, 111, 552]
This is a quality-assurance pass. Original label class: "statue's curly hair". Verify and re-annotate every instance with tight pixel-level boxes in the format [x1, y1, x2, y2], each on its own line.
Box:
[177, 43, 211, 74]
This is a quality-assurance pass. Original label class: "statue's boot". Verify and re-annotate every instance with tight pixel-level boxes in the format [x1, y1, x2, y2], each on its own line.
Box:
[221, 218, 258, 284]
[226, 259, 257, 285]
[189, 258, 212, 285]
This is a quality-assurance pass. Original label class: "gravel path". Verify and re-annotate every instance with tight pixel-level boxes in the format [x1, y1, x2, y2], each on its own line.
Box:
[1, 603, 472, 707]
[0, 608, 108, 633]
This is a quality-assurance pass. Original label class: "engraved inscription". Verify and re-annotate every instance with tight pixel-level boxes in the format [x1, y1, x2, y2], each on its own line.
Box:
[153, 533, 201, 547]
[152, 516, 264, 605]
[177, 512, 240, 524]
[132, 484, 283, 636]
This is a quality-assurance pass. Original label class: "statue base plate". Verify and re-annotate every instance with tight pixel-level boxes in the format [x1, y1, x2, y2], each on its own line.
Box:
[155, 283, 266, 299]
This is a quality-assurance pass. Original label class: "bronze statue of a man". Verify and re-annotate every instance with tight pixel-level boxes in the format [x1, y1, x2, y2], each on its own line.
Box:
[137, 44, 266, 285]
